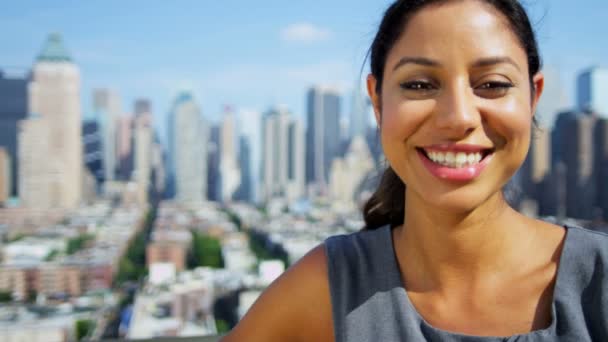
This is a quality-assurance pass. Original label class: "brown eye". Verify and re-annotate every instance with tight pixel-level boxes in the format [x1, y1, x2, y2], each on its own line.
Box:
[474, 81, 513, 98]
[399, 81, 438, 99]
[400, 81, 436, 91]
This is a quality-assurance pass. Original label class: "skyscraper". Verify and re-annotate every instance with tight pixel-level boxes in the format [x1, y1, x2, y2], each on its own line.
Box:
[82, 120, 104, 186]
[21, 33, 82, 209]
[261, 107, 290, 201]
[92, 88, 122, 182]
[349, 83, 369, 139]
[305, 86, 341, 193]
[594, 118, 608, 220]
[554, 111, 596, 219]
[207, 124, 221, 201]
[133, 111, 153, 205]
[234, 135, 253, 202]
[0, 69, 28, 197]
[261, 107, 305, 203]
[238, 109, 261, 203]
[577, 67, 608, 116]
[116, 115, 134, 181]
[0, 147, 9, 206]
[287, 118, 305, 201]
[219, 106, 241, 202]
[18, 116, 54, 208]
[168, 92, 207, 204]
[519, 128, 551, 216]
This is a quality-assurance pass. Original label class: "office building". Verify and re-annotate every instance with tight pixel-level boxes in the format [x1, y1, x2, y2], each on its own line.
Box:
[0, 69, 28, 197]
[305, 86, 341, 193]
[92, 88, 122, 182]
[577, 67, 608, 116]
[218, 106, 241, 202]
[168, 92, 207, 204]
[0, 147, 9, 205]
[21, 33, 82, 209]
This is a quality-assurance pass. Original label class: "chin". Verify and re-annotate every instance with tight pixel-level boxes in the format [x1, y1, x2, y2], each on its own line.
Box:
[412, 183, 504, 215]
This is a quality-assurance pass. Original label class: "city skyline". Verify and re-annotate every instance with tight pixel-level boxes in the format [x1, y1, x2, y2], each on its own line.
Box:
[1, 1, 607, 143]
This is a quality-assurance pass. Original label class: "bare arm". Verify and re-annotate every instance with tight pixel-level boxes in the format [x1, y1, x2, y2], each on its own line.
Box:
[220, 244, 334, 342]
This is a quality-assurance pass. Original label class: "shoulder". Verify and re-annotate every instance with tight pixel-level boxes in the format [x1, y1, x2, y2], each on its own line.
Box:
[221, 243, 333, 342]
[558, 225, 608, 337]
[565, 224, 608, 258]
[560, 224, 608, 291]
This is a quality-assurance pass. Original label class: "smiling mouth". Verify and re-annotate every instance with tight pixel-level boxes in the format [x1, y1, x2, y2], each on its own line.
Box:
[416, 147, 494, 168]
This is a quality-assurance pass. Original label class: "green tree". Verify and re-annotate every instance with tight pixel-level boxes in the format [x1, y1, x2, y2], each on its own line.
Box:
[66, 234, 94, 255]
[0, 291, 12, 302]
[189, 232, 224, 269]
[216, 319, 230, 334]
[45, 249, 60, 261]
[113, 207, 156, 286]
[75, 319, 95, 341]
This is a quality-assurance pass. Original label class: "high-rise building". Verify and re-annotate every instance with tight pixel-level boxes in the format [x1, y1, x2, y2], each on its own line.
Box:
[0, 147, 9, 205]
[577, 67, 608, 116]
[349, 83, 369, 139]
[553, 111, 596, 219]
[287, 118, 305, 201]
[261, 107, 290, 201]
[82, 120, 104, 187]
[519, 128, 551, 212]
[261, 107, 305, 202]
[329, 135, 375, 208]
[594, 118, 608, 220]
[305, 86, 341, 193]
[207, 125, 221, 201]
[92, 88, 122, 182]
[150, 133, 166, 202]
[18, 116, 53, 208]
[234, 136, 253, 202]
[133, 109, 153, 205]
[168, 92, 207, 204]
[0, 69, 28, 197]
[21, 33, 82, 209]
[219, 106, 241, 202]
[237, 109, 261, 203]
[134, 99, 151, 116]
[116, 115, 134, 181]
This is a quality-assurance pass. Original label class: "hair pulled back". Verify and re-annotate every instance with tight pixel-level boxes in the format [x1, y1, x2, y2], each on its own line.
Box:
[363, 0, 542, 230]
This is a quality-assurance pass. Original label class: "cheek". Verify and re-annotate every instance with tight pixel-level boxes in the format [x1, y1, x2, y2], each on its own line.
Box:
[482, 97, 531, 143]
[380, 94, 433, 145]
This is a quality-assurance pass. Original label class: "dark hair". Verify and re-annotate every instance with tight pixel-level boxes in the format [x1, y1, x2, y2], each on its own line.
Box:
[363, 0, 542, 230]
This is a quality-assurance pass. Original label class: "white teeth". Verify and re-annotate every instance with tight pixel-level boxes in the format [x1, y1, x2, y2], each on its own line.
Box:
[425, 150, 484, 168]
[456, 152, 467, 164]
[446, 152, 455, 164]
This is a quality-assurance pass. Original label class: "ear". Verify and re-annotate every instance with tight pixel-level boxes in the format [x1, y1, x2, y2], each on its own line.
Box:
[530, 72, 545, 118]
[366, 74, 382, 128]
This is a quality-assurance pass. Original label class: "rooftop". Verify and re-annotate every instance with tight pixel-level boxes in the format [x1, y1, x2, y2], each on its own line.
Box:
[36, 33, 72, 63]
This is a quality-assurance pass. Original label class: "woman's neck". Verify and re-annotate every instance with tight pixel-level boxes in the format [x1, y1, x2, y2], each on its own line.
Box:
[395, 190, 539, 293]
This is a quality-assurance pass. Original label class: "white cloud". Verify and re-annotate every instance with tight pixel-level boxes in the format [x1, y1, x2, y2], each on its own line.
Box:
[280, 23, 332, 43]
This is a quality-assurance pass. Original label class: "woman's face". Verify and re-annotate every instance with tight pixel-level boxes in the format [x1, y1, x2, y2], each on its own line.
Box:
[368, 0, 544, 213]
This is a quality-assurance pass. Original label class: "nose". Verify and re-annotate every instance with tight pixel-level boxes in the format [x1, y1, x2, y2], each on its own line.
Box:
[434, 81, 480, 138]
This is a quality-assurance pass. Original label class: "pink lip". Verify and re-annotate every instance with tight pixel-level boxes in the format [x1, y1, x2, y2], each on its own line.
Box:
[416, 149, 493, 182]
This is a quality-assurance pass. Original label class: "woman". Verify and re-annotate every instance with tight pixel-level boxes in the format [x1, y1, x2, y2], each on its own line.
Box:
[222, 0, 608, 340]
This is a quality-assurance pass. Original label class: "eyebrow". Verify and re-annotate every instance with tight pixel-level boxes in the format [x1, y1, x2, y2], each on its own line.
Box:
[471, 56, 521, 71]
[392, 56, 522, 72]
[392, 57, 440, 71]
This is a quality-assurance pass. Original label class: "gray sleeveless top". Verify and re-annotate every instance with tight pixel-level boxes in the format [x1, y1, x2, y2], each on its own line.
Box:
[325, 225, 608, 341]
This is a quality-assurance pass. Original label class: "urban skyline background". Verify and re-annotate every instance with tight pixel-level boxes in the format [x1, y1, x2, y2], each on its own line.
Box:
[1, 0, 607, 140]
[1, 1, 608, 341]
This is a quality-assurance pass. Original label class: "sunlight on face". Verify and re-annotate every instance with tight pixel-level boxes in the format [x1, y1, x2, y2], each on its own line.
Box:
[374, 0, 542, 213]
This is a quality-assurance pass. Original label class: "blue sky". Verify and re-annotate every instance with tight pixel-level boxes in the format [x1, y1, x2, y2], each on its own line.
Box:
[1, 0, 607, 141]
